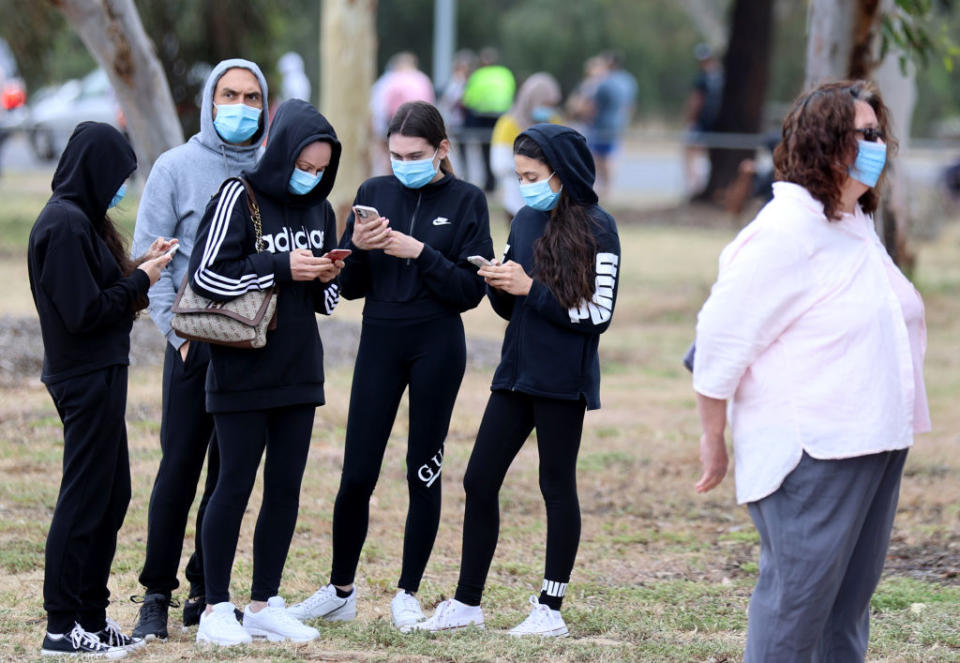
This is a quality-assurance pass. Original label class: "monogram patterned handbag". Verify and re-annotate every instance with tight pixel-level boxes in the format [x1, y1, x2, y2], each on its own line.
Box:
[170, 178, 278, 349]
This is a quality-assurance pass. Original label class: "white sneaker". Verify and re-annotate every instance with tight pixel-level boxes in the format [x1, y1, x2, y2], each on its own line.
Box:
[391, 590, 425, 630]
[507, 595, 569, 637]
[286, 584, 356, 622]
[244, 596, 319, 643]
[409, 598, 484, 632]
[196, 602, 252, 646]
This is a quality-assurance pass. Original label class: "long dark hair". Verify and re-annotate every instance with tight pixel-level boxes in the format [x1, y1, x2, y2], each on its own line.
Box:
[514, 134, 596, 309]
[387, 101, 455, 176]
[98, 214, 137, 276]
[98, 212, 146, 312]
[774, 80, 896, 220]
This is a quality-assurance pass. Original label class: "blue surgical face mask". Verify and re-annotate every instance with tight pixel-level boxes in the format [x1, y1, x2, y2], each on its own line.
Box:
[213, 103, 262, 144]
[109, 183, 126, 209]
[849, 139, 887, 188]
[531, 106, 554, 123]
[519, 173, 562, 211]
[288, 167, 323, 195]
[391, 149, 438, 189]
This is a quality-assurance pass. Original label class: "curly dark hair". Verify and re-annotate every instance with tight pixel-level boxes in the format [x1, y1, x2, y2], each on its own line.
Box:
[514, 134, 597, 309]
[773, 80, 897, 221]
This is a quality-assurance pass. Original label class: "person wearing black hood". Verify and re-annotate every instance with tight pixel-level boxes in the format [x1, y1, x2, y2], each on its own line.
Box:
[287, 101, 493, 631]
[186, 99, 344, 647]
[27, 122, 175, 657]
[414, 124, 620, 637]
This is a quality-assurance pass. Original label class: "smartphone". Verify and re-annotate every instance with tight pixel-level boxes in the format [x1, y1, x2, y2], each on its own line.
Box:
[467, 255, 492, 268]
[353, 205, 380, 222]
[324, 248, 352, 262]
[161, 244, 179, 258]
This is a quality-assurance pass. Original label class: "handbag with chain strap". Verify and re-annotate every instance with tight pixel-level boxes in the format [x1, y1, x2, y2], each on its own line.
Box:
[170, 177, 278, 349]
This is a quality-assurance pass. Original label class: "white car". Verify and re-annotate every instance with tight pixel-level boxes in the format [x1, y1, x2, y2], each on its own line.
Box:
[26, 69, 123, 161]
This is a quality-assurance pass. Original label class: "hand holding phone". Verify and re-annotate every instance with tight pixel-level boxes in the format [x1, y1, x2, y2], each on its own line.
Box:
[324, 248, 352, 262]
[467, 255, 492, 268]
[161, 244, 179, 259]
[353, 205, 380, 223]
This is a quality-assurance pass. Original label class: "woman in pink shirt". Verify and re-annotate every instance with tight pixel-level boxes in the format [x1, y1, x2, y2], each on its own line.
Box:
[693, 80, 929, 663]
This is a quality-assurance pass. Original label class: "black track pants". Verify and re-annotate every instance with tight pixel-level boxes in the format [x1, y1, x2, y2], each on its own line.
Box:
[138, 341, 218, 598]
[43, 365, 132, 634]
[455, 390, 585, 606]
[202, 404, 315, 604]
[330, 315, 466, 593]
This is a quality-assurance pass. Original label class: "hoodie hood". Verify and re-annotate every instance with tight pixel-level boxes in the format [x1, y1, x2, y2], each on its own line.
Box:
[194, 58, 270, 154]
[246, 98, 341, 206]
[51, 122, 136, 222]
[518, 123, 598, 205]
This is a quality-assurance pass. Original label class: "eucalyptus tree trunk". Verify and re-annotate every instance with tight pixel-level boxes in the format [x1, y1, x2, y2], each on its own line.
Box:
[52, 0, 183, 178]
[804, 0, 914, 270]
[320, 0, 376, 234]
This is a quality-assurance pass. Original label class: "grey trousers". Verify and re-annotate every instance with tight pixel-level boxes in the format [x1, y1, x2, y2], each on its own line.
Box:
[744, 448, 908, 663]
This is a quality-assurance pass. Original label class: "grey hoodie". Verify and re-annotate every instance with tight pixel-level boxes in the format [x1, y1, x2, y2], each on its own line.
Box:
[131, 58, 269, 348]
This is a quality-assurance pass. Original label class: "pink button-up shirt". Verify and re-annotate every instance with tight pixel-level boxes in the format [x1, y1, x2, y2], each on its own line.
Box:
[694, 182, 930, 504]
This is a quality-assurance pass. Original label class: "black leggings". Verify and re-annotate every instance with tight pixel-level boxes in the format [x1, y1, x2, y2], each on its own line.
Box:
[44, 365, 131, 634]
[330, 315, 466, 593]
[139, 341, 218, 599]
[455, 390, 586, 608]
[202, 404, 315, 604]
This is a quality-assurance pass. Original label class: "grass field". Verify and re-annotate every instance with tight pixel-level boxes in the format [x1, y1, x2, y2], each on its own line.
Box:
[1, 171, 959, 662]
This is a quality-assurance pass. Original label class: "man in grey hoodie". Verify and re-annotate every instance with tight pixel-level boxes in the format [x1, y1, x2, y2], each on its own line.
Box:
[130, 58, 269, 641]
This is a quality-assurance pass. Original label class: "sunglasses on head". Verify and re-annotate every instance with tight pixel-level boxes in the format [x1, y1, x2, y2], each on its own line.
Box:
[853, 127, 885, 142]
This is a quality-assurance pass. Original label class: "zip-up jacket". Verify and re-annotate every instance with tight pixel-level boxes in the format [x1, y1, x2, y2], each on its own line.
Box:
[188, 99, 341, 413]
[131, 58, 269, 350]
[28, 122, 149, 384]
[338, 173, 493, 322]
[488, 124, 620, 410]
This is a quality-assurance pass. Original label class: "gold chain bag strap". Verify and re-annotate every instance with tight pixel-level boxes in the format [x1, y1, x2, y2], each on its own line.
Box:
[170, 177, 278, 349]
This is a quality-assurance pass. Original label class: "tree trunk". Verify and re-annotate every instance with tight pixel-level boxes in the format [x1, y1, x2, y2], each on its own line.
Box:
[697, 0, 774, 201]
[51, 0, 184, 178]
[805, 0, 856, 87]
[321, 0, 376, 236]
[804, 0, 912, 270]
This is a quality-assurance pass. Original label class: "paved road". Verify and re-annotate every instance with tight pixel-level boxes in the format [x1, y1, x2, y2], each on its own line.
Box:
[2, 130, 955, 207]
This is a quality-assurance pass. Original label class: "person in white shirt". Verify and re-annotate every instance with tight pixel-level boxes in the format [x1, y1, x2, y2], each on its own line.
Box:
[693, 80, 930, 663]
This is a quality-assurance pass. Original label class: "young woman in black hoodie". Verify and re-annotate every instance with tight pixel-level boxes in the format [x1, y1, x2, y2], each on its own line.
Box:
[414, 124, 620, 637]
[186, 99, 344, 647]
[287, 102, 493, 630]
[27, 122, 174, 657]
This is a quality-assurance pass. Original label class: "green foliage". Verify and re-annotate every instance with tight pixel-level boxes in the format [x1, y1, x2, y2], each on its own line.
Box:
[881, 0, 959, 75]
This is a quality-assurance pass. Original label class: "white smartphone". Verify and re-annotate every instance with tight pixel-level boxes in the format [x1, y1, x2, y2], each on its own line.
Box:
[353, 205, 380, 222]
[161, 244, 179, 258]
[467, 255, 492, 268]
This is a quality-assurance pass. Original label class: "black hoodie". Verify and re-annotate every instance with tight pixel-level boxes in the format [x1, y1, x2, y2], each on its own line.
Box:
[488, 124, 620, 410]
[188, 99, 342, 413]
[27, 122, 149, 385]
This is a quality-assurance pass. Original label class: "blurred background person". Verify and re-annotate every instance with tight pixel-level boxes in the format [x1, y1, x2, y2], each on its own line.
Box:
[683, 43, 724, 196]
[461, 47, 515, 192]
[438, 49, 477, 175]
[587, 51, 637, 199]
[277, 51, 311, 103]
[370, 52, 435, 176]
[490, 73, 562, 221]
[564, 55, 607, 135]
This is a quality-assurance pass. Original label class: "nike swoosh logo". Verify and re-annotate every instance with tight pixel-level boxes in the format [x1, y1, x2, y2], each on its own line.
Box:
[432, 217, 451, 226]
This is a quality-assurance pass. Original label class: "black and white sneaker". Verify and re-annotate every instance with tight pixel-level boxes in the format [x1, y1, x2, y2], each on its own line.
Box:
[96, 618, 145, 651]
[131, 593, 173, 641]
[41, 623, 127, 658]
